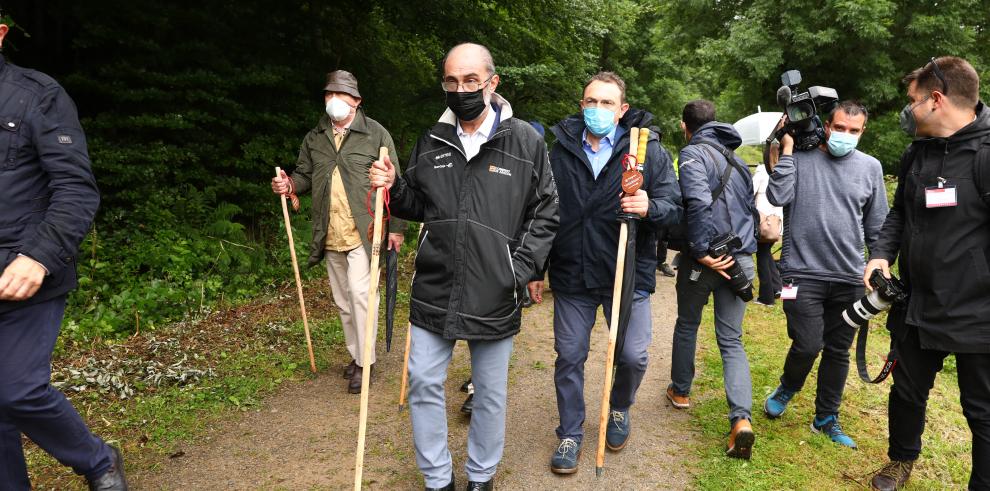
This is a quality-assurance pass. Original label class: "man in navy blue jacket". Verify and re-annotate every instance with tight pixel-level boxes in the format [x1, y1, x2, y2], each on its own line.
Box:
[539, 72, 681, 474]
[0, 18, 127, 491]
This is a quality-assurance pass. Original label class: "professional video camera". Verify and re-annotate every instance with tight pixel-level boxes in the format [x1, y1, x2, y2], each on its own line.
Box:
[767, 70, 839, 152]
[841, 269, 908, 328]
[709, 233, 753, 302]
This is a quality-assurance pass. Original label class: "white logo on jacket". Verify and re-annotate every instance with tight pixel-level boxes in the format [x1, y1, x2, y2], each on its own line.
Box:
[488, 165, 512, 176]
[433, 162, 454, 170]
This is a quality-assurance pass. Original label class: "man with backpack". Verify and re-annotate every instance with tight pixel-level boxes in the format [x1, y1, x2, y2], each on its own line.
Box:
[866, 55, 990, 491]
[666, 100, 758, 459]
[762, 101, 888, 450]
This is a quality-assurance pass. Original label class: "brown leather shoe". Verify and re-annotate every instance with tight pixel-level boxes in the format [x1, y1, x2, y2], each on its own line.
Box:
[726, 418, 754, 460]
[870, 460, 913, 490]
[343, 360, 357, 379]
[348, 364, 373, 394]
[666, 386, 690, 409]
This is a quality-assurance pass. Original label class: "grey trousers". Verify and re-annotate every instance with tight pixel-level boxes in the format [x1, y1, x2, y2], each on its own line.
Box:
[670, 254, 754, 427]
[407, 325, 514, 487]
[553, 290, 652, 443]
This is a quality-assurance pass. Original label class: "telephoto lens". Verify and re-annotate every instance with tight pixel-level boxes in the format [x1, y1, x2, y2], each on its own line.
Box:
[708, 233, 753, 301]
[841, 269, 908, 328]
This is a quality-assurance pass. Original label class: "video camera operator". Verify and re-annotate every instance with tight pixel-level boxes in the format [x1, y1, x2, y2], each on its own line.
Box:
[667, 100, 757, 460]
[865, 56, 990, 491]
[761, 101, 889, 451]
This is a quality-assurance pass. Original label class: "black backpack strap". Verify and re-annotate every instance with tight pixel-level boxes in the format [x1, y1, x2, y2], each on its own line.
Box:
[700, 142, 760, 241]
[976, 137, 990, 206]
[699, 144, 734, 202]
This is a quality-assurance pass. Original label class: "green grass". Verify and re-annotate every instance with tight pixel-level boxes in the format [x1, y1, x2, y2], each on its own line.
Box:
[688, 279, 972, 489]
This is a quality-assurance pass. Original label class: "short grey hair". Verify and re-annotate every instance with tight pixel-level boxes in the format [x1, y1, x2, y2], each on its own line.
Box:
[442, 43, 496, 77]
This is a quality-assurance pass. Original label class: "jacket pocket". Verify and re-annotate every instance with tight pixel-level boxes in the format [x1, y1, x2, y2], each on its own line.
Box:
[0, 116, 22, 170]
[970, 248, 990, 287]
[459, 225, 516, 320]
[411, 224, 453, 311]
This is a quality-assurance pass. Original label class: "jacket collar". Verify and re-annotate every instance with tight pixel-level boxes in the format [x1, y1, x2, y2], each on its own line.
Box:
[429, 93, 514, 158]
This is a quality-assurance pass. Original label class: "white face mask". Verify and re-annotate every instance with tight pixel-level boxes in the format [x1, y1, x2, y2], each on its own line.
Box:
[326, 97, 352, 122]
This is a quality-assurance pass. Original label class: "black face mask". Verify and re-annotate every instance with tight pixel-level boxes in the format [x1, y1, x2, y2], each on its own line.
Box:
[446, 88, 488, 122]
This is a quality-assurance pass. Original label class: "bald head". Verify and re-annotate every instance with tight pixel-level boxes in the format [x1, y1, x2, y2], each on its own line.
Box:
[443, 43, 496, 78]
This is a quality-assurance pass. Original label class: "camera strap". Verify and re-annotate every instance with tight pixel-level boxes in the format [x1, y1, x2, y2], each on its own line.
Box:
[854, 321, 897, 383]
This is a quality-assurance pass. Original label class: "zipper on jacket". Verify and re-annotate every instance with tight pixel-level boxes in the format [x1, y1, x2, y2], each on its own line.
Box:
[409, 230, 429, 286]
[505, 244, 518, 304]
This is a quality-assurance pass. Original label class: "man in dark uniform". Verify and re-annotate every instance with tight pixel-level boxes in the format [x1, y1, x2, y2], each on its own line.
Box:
[0, 16, 128, 491]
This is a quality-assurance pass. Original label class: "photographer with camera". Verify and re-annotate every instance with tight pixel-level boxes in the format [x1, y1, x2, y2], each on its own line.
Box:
[761, 100, 888, 450]
[865, 56, 990, 491]
[667, 100, 757, 460]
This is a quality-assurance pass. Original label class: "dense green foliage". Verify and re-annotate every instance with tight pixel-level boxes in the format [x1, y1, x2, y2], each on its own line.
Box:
[4, 1, 988, 338]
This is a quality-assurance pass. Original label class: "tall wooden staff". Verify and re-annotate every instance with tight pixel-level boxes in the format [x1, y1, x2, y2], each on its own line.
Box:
[398, 223, 425, 411]
[354, 147, 389, 490]
[275, 167, 317, 373]
[595, 127, 645, 477]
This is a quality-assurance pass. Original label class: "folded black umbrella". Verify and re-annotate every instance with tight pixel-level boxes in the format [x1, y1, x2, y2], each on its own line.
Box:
[612, 217, 639, 365]
[384, 246, 398, 352]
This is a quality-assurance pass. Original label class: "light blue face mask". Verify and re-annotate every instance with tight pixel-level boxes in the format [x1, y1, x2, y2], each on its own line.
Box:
[826, 130, 859, 157]
[583, 107, 616, 137]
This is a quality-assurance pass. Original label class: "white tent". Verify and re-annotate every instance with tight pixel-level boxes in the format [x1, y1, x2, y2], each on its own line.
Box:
[733, 108, 783, 146]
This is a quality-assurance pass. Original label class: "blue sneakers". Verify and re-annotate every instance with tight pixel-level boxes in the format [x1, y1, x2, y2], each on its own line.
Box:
[605, 409, 631, 451]
[812, 414, 857, 449]
[763, 385, 797, 418]
[550, 438, 581, 474]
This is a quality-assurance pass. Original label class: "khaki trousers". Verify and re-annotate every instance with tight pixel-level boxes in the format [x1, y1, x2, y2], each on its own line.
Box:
[325, 247, 378, 367]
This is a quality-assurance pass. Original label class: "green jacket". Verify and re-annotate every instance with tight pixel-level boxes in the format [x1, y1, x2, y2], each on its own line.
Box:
[290, 108, 405, 267]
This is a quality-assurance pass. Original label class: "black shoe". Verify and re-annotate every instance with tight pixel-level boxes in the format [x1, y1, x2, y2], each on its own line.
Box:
[460, 393, 474, 416]
[659, 262, 675, 277]
[460, 379, 473, 393]
[343, 360, 357, 379]
[348, 364, 373, 394]
[426, 473, 455, 491]
[870, 460, 913, 490]
[466, 479, 493, 491]
[87, 446, 128, 491]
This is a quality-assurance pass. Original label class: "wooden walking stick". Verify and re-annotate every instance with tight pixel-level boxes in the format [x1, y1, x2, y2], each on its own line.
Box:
[398, 223, 425, 411]
[595, 127, 645, 477]
[276, 167, 317, 374]
[354, 147, 389, 490]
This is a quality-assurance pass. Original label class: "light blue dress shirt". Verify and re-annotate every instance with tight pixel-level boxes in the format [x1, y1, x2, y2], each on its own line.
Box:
[582, 125, 625, 179]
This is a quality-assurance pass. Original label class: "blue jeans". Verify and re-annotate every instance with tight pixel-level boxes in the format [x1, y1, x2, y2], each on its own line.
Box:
[553, 290, 653, 443]
[670, 254, 754, 427]
[0, 296, 112, 489]
[407, 325, 514, 487]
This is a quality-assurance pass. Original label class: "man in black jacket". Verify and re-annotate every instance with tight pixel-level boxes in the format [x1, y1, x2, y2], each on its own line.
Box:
[867, 56, 990, 491]
[0, 19, 127, 491]
[541, 72, 681, 474]
[370, 43, 558, 491]
[667, 100, 758, 459]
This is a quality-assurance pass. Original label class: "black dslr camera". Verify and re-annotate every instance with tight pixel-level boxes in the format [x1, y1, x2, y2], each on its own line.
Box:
[841, 269, 908, 328]
[708, 233, 753, 302]
[768, 70, 839, 151]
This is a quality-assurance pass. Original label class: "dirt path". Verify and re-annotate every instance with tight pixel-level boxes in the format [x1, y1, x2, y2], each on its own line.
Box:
[133, 272, 696, 490]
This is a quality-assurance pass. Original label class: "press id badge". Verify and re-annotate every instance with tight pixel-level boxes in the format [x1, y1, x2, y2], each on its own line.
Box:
[781, 284, 798, 300]
[925, 180, 957, 208]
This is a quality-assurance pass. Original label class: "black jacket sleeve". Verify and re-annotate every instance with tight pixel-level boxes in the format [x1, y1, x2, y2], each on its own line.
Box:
[511, 136, 559, 287]
[21, 84, 100, 275]
[871, 147, 913, 262]
[389, 138, 428, 222]
[643, 136, 682, 230]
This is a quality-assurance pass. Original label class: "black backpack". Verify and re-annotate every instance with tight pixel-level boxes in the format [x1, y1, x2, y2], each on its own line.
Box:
[666, 141, 759, 252]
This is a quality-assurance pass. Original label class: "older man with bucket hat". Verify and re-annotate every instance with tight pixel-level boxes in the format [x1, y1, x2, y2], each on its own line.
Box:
[272, 70, 405, 393]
